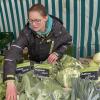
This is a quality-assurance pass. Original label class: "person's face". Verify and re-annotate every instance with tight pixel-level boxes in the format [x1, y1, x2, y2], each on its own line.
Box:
[28, 11, 48, 32]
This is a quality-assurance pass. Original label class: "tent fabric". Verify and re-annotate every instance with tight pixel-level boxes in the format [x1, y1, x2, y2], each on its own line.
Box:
[0, 0, 100, 58]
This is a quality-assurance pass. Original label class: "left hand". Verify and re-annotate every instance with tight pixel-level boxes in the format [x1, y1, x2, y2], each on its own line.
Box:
[47, 52, 58, 64]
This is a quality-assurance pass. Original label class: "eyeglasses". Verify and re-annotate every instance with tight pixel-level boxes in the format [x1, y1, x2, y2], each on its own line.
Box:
[28, 19, 42, 24]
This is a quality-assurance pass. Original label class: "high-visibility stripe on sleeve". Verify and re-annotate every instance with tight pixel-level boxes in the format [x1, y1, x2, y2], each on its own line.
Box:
[11, 44, 22, 49]
[62, 45, 67, 49]
[7, 75, 15, 78]
[5, 59, 13, 61]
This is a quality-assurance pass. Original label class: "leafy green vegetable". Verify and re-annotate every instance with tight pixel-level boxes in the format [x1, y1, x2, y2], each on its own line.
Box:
[55, 67, 80, 88]
[1, 54, 100, 99]
[17, 60, 30, 68]
[0, 73, 6, 100]
[80, 66, 99, 72]
[16, 71, 71, 99]
[71, 78, 100, 100]
[60, 55, 83, 69]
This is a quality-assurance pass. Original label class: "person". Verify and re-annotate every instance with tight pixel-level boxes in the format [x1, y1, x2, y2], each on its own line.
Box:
[3, 3, 72, 100]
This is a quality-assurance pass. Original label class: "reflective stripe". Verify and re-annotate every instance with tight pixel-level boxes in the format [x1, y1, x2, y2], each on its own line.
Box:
[49, 41, 54, 54]
[63, 45, 67, 49]
[5, 59, 13, 61]
[7, 75, 14, 78]
[11, 45, 22, 49]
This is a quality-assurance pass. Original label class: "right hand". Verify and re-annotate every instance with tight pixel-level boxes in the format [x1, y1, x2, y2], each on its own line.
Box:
[6, 80, 17, 100]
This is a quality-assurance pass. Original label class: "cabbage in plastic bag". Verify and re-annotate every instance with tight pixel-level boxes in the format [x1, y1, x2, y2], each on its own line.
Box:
[55, 67, 80, 88]
[60, 55, 83, 69]
[17, 72, 71, 100]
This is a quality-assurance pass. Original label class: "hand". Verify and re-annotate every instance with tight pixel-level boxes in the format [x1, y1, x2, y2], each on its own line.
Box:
[47, 52, 58, 64]
[6, 80, 17, 100]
